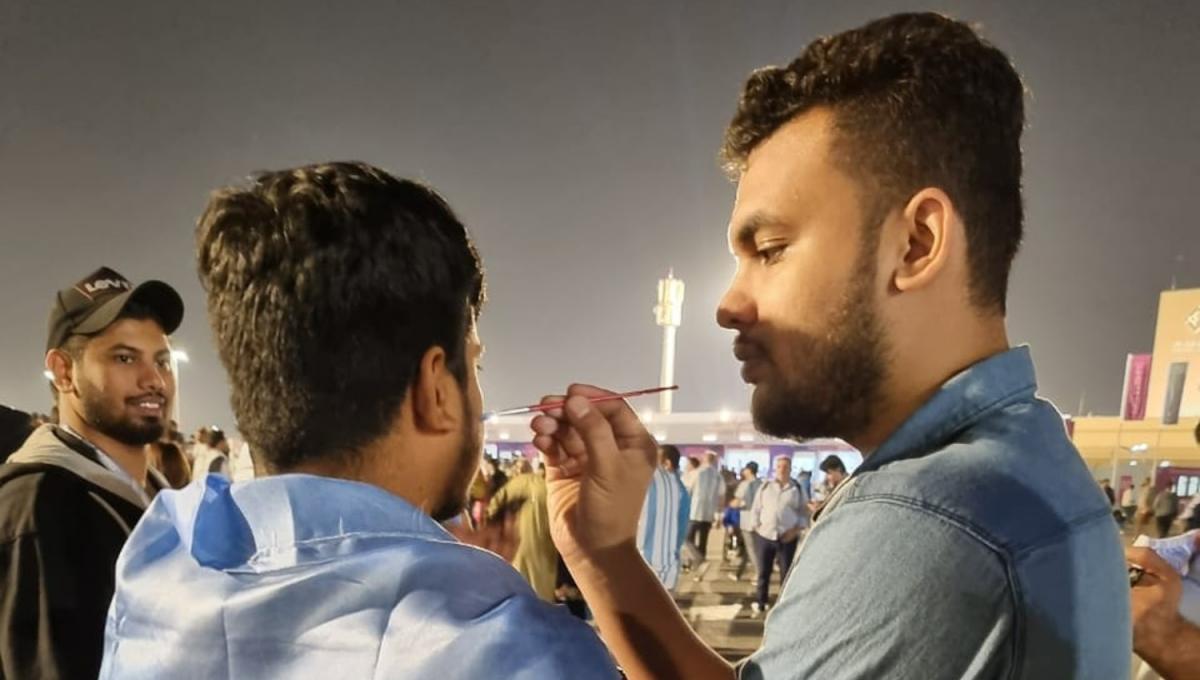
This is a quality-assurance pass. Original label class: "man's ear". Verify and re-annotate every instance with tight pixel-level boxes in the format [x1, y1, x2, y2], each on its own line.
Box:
[890, 187, 956, 295]
[411, 345, 460, 433]
[46, 350, 76, 397]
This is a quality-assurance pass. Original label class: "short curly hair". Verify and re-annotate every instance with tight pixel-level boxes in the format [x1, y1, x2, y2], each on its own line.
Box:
[196, 162, 485, 471]
[721, 12, 1025, 313]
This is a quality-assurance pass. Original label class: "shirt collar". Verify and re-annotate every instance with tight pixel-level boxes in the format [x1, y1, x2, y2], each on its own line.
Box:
[855, 346, 1038, 476]
[57, 424, 162, 504]
[182, 474, 455, 571]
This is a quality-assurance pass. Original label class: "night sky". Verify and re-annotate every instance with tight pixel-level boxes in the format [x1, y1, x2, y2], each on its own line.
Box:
[2, 1, 1198, 433]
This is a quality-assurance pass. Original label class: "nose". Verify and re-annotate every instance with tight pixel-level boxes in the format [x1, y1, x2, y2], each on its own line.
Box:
[140, 360, 169, 395]
[716, 273, 757, 331]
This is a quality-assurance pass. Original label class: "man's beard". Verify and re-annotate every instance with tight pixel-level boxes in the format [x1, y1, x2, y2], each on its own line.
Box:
[77, 377, 166, 446]
[750, 245, 890, 443]
[430, 403, 482, 522]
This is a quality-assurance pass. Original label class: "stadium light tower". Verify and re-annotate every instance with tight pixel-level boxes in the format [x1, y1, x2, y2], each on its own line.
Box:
[653, 269, 685, 414]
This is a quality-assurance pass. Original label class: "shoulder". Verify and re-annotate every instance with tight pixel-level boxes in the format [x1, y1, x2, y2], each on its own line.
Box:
[378, 540, 617, 678]
[747, 498, 1015, 677]
[0, 464, 94, 539]
[846, 401, 1111, 554]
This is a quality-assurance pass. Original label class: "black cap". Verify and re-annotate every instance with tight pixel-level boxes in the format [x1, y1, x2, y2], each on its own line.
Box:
[46, 267, 184, 352]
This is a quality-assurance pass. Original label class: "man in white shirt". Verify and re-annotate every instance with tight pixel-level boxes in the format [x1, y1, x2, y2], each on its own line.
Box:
[1121, 484, 1138, 527]
[749, 455, 808, 614]
[730, 463, 762, 582]
[190, 426, 231, 481]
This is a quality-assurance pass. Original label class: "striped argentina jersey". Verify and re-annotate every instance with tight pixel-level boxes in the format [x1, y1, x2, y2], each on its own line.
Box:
[636, 467, 690, 590]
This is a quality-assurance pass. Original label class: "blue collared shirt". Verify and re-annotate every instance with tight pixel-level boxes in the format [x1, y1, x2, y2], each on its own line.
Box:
[100, 474, 618, 679]
[741, 347, 1131, 679]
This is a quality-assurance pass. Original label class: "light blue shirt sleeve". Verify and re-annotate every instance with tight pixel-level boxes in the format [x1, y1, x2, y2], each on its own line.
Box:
[741, 498, 1015, 680]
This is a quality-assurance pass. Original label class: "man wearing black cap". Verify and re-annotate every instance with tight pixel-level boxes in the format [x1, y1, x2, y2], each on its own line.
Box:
[0, 267, 183, 679]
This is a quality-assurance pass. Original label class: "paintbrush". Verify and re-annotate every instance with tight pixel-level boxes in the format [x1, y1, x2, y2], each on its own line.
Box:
[481, 385, 679, 421]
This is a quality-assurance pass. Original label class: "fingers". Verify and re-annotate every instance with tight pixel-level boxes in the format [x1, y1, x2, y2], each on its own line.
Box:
[565, 383, 650, 443]
[1126, 546, 1181, 584]
[531, 396, 587, 476]
[529, 384, 656, 472]
[561, 394, 621, 461]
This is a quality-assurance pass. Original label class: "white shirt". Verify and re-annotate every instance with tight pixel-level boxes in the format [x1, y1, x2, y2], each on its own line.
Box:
[735, 478, 763, 531]
[1121, 487, 1136, 507]
[752, 478, 808, 541]
[191, 443, 231, 482]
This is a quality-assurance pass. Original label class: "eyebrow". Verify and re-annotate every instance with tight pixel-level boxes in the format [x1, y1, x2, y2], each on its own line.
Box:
[108, 344, 143, 355]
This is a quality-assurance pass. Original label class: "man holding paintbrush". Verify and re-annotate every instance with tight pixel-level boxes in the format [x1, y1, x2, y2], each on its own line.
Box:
[531, 13, 1128, 680]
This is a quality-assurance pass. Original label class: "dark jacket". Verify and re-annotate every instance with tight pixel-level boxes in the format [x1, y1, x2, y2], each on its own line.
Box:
[0, 407, 32, 464]
[0, 426, 161, 680]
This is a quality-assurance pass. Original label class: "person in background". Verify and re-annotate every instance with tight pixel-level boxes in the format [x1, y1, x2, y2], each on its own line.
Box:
[729, 462, 762, 583]
[0, 267, 181, 679]
[148, 440, 192, 489]
[1180, 493, 1200, 533]
[1099, 478, 1116, 509]
[796, 469, 812, 501]
[163, 419, 184, 446]
[1137, 477, 1159, 536]
[681, 455, 700, 490]
[0, 406, 33, 463]
[809, 455, 849, 515]
[1122, 482, 1139, 527]
[190, 426, 231, 481]
[471, 455, 507, 524]
[748, 455, 807, 615]
[721, 466, 738, 506]
[684, 451, 723, 566]
[1154, 486, 1180, 538]
[488, 459, 558, 601]
[636, 444, 689, 590]
[1185, 425, 1200, 533]
[1098, 477, 1125, 523]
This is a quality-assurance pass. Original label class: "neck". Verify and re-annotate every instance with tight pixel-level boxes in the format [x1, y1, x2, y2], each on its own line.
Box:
[284, 429, 444, 517]
[850, 316, 1010, 454]
[60, 404, 149, 486]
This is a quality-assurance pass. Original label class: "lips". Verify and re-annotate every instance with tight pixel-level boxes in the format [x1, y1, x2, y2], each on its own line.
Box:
[732, 338, 764, 362]
[733, 337, 768, 383]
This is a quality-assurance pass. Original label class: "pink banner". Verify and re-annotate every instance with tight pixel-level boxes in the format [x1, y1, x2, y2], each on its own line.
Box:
[1121, 353, 1153, 420]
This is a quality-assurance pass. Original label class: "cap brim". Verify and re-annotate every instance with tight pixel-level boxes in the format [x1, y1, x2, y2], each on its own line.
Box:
[71, 281, 184, 337]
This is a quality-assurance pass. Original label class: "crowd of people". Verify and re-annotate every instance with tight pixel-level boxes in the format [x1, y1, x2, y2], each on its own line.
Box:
[624, 443, 853, 619]
[1095, 475, 1200, 542]
[1, 10, 1199, 680]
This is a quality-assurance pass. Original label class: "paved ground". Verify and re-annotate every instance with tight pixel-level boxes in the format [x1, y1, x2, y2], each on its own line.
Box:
[674, 527, 769, 662]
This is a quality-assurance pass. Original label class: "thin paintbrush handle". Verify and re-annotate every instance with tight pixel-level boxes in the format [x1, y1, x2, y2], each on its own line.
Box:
[482, 385, 678, 420]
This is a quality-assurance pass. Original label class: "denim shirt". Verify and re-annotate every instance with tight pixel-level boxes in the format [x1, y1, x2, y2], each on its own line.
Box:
[741, 347, 1131, 679]
[100, 474, 618, 679]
